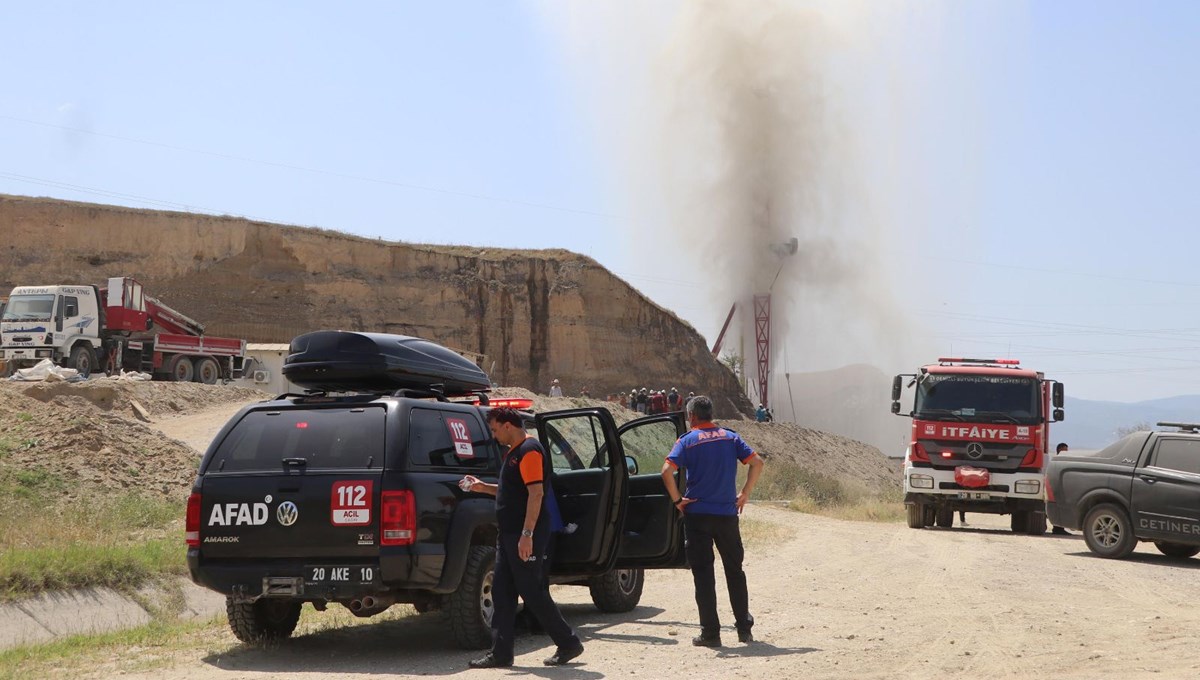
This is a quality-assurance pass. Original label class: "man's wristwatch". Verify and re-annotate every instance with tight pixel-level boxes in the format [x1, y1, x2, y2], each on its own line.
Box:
[521, 529, 534, 537]
[672, 498, 684, 506]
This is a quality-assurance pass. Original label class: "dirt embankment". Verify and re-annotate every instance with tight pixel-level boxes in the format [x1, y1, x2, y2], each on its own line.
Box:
[0, 380, 268, 500]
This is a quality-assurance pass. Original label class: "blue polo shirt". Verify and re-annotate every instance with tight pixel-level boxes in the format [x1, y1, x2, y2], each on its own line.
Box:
[665, 423, 758, 516]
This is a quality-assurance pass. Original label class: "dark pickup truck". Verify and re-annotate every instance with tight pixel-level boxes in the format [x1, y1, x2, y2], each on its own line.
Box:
[1045, 423, 1200, 560]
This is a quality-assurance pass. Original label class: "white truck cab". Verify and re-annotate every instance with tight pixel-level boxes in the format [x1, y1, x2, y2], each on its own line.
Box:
[0, 285, 103, 375]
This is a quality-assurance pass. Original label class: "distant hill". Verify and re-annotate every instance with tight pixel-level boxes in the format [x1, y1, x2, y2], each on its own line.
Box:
[1055, 395, 1200, 449]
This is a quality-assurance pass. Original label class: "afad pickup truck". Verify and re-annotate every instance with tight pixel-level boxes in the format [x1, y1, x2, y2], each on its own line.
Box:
[1045, 423, 1200, 560]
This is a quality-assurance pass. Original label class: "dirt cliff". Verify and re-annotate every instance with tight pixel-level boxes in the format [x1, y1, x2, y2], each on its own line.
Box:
[0, 194, 752, 416]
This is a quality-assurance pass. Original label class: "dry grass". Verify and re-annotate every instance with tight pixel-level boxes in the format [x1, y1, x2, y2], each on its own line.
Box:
[0, 471, 184, 599]
[745, 457, 905, 524]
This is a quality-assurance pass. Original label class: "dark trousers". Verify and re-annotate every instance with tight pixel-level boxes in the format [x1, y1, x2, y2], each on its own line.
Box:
[684, 513, 753, 636]
[491, 531, 578, 661]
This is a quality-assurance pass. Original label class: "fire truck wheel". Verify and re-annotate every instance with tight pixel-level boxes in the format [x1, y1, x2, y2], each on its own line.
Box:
[1153, 542, 1200, 558]
[1010, 511, 1029, 533]
[168, 355, 194, 382]
[934, 507, 953, 528]
[906, 504, 925, 529]
[1082, 503, 1137, 559]
[194, 357, 220, 384]
[922, 505, 936, 526]
[69, 345, 96, 378]
[1025, 510, 1047, 535]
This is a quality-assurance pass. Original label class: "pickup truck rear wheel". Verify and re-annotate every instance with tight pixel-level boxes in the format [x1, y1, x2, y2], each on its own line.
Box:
[935, 507, 953, 528]
[447, 545, 495, 649]
[906, 503, 925, 529]
[1153, 542, 1200, 558]
[1083, 503, 1137, 559]
[589, 568, 645, 612]
[225, 597, 301, 643]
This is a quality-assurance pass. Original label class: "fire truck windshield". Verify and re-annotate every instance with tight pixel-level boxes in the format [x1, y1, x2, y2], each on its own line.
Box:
[1, 295, 55, 322]
[914, 374, 1041, 424]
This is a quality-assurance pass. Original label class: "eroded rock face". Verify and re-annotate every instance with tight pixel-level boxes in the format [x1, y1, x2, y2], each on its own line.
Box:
[0, 195, 752, 417]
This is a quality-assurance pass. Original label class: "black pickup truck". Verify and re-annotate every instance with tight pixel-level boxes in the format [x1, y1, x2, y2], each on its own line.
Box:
[1045, 423, 1200, 560]
[187, 331, 688, 648]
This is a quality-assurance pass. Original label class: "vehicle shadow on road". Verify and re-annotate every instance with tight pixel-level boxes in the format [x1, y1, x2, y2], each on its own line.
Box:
[201, 604, 667, 676]
[1064, 551, 1200, 570]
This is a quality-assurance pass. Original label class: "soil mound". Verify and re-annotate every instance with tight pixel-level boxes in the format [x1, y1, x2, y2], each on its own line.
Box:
[0, 381, 269, 500]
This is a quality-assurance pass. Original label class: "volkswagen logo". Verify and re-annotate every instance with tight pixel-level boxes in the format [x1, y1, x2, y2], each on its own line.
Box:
[965, 442, 985, 460]
[276, 501, 299, 526]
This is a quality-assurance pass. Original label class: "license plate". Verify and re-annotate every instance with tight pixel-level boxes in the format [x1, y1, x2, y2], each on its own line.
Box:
[305, 565, 378, 585]
[957, 491, 991, 500]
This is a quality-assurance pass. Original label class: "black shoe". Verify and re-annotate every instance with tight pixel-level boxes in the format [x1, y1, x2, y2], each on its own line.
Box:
[737, 629, 754, 643]
[543, 642, 584, 666]
[469, 653, 512, 669]
[692, 634, 722, 647]
[1052, 527, 1070, 535]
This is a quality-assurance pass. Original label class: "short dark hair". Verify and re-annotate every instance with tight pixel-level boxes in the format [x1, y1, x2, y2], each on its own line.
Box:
[687, 395, 714, 421]
[1056, 442, 1068, 452]
[486, 407, 523, 428]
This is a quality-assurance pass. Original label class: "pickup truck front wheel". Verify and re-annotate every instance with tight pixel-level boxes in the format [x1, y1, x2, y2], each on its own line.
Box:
[1083, 504, 1137, 559]
[1154, 542, 1200, 558]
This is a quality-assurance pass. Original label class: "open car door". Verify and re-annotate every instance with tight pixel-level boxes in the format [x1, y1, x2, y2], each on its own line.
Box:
[536, 408, 626, 576]
[612, 413, 689, 568]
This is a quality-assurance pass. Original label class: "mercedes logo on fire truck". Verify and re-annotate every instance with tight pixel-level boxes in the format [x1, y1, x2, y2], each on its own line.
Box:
[965, 442, 985, 460]
[276, 501, 299, 526]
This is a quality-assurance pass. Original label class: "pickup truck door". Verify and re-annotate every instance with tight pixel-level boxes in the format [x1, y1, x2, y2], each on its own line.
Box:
[611, 413, 689, 568]
[537, 408, 626, 576]
[1130, 437, 1200, 542]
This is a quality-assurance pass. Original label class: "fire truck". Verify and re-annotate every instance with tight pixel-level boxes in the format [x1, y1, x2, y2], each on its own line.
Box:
[0, 277, 246, 382]
[891, 357, 1064, 534]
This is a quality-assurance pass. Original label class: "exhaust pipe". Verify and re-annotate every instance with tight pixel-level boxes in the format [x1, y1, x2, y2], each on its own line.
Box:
[349, 599, 363, 612]
[361, 596, 377, 609]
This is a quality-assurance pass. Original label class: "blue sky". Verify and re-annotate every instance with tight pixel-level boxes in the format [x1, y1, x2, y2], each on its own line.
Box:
[2, 1, 1199, 403]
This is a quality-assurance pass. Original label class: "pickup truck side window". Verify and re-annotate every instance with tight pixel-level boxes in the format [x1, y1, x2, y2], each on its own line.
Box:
[407, 408, 493, 470]
[1150, 439, 1200, 475]
[542, 418, 607, 470]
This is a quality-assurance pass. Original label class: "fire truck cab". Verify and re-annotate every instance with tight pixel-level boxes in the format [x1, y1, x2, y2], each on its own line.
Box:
[891, 358, 1064, 534]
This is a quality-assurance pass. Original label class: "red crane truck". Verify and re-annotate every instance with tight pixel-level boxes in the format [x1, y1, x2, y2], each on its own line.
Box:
[1, 276, 246, 382]
[891, 357, 1064, 534]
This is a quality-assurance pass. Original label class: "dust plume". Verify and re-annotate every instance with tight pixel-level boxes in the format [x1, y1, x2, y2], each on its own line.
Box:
[535, 0, 966, 446]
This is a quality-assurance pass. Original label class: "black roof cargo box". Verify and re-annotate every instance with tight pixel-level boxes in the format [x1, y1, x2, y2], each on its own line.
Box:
[282, 331, 491, 396]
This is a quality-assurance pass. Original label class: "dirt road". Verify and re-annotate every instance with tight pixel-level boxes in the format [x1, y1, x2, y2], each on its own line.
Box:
[93, 507, 1199, 679]
[107, 402, 1200, 679]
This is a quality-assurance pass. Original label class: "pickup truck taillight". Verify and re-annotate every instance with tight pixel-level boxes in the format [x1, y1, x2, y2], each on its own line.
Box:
[1045, 475, 1055, 502]
[381, 490, 416, 546]
[908, 443, 930, 463]
[185, 492, 201, 547]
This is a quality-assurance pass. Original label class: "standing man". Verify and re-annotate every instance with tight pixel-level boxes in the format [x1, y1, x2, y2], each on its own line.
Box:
[463, 408, 584, 668]
[1051, 442, 1071, 535]
[661, 395, 765, 647]
[549, 379, 563, 397]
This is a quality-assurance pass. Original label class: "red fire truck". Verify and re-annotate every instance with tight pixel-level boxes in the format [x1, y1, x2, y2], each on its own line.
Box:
[891, 358, 1064, 534]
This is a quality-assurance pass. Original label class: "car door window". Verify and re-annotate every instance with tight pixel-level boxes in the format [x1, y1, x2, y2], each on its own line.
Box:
[542, 418, 607, 470]
[620, 418, 678, 476]
[1152, 439, 1200, 475]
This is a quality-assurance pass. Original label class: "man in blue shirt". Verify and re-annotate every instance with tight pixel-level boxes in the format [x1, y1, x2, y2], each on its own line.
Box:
[661, 395, 765, 647]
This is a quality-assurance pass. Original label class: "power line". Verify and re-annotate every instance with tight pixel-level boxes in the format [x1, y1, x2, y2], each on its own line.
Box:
[0, 113, 620, 220]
